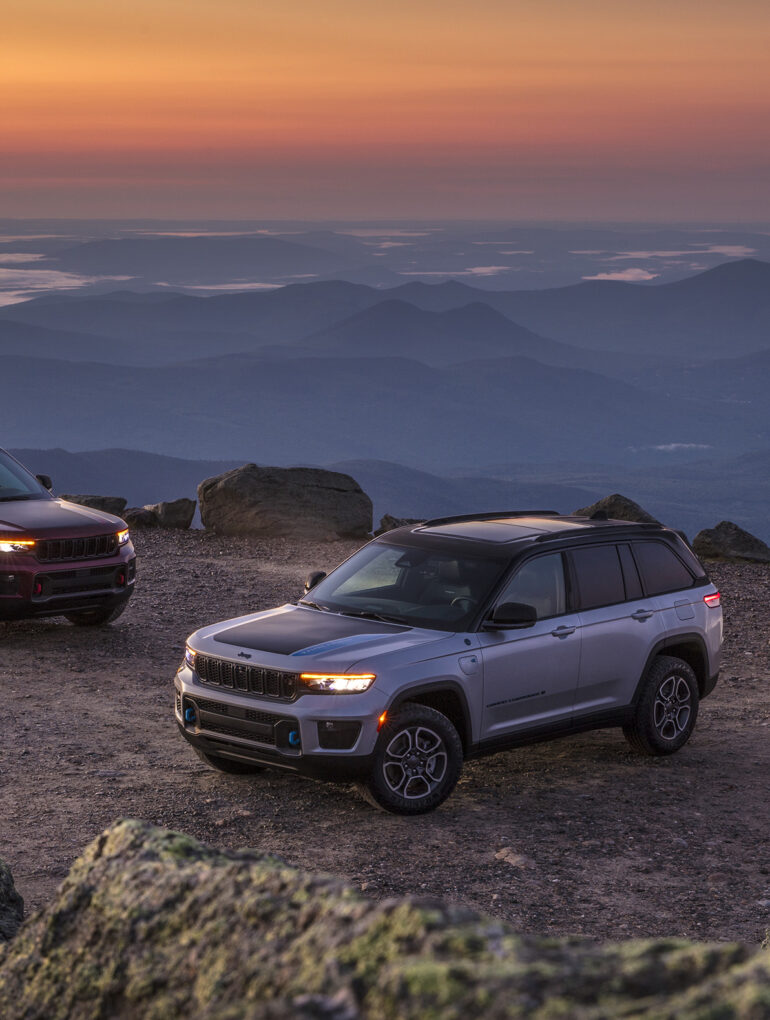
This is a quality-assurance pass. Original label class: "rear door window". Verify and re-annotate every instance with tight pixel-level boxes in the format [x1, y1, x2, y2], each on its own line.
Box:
[633, 541, 695, 595]
[571, 545, 625, 610]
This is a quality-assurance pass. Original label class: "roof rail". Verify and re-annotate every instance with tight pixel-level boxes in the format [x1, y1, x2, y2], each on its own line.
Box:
[533, 520, 663, 543]
[421, 510, 561, 528]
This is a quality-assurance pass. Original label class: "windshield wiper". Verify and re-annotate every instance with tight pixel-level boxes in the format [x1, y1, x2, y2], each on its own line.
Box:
[298, 599, 332, 612]
[338, 609, 407, 625]
[0, 494, 36, 502]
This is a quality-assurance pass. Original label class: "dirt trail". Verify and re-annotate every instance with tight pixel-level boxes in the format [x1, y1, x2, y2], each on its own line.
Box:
[1, 530, 769, 942]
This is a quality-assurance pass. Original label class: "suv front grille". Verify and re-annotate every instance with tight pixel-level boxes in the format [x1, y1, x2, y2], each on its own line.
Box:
[37, 534, 118, 563]
[195, 654, 298, 701]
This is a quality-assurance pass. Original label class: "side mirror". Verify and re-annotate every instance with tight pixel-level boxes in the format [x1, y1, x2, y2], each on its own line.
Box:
[36, 474, 53, 491]
[304, 570, 327, 593]
[483, 601, 537, 630]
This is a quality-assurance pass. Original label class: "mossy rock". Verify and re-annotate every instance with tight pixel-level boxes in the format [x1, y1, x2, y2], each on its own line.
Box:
[0, 820, 768, 1018]
[0, 858, 23, 943]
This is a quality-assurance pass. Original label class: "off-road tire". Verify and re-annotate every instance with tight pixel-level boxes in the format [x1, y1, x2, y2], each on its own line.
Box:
[64, 600, 129, 627]
[358, 704, 463, 815]
[624, 655, 699, 756]
[193, 747, 265, 774]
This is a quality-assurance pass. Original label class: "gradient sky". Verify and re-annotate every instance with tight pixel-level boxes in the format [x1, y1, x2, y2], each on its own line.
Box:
[2, 0, 769, 220]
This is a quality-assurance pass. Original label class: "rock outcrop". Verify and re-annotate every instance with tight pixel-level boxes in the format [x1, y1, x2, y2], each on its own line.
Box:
[121, 507, 159, 529]
[692, 520, 770, 563]
[60, 495, 127, 516]
[574, 493, 659, 524]
[0, 821, 769, 1019]
[198, 464, 372, 540]
[142, 498, 196, 530]
[374, 514, 424, 536]
[0, 859, 23, 944]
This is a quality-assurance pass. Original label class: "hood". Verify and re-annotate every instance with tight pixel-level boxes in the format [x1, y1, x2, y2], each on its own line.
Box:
[0, 498, 126, 538]
[193, 604, 450, 673]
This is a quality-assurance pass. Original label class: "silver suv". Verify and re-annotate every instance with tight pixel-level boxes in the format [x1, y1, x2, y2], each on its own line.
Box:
[175, 512, 722, 814]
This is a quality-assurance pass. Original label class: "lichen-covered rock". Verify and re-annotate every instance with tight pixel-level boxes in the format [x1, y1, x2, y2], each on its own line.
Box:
[693, 520, 770, 563]
[573, 493, 659, 524]
[60, 494, 127, 516]
[1, 821, 769, 1019]
[142, 498, 196, 530]
[374, 514, 424, 536]
[198, 463, 372, 540]
[0, 859, 22, 944]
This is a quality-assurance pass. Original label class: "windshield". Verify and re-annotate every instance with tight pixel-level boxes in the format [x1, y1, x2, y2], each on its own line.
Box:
[0, 450, 50, 502]
[301, 541, 509, 632]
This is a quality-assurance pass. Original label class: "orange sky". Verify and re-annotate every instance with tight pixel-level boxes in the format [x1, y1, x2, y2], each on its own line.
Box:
[2, 0, 769, 219]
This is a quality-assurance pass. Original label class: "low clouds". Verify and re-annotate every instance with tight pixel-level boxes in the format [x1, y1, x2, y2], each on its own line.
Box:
[582, 268, 659, 282]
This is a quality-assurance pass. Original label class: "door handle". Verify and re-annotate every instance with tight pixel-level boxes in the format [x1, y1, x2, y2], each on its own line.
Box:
[631, 609, 654, 621]
[551, 625, 576, 637]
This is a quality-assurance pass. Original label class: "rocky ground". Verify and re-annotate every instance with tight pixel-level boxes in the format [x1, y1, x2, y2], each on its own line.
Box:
[1, 530, 769, 945]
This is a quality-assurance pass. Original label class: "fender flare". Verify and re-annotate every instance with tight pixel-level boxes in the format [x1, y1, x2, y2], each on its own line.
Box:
[633, 633, 709, 703]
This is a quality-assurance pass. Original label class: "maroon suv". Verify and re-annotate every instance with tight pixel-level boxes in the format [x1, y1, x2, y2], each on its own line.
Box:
[0, 448, 136, 625]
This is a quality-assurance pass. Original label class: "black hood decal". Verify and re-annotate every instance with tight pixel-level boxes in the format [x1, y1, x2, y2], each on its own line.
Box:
[214, 607, 408, 656]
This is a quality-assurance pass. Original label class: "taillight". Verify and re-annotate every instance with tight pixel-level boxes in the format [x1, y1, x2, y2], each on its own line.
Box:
[704, 592, 721, 608]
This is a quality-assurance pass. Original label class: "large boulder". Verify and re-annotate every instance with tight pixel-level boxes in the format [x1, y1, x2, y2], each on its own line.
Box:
[142, 498, 196, 530]
[0, 820, 768, 1019]
[60, 494, 127, 516]
[573, 493, 659, 524]
[0, 859, 23, 943]
[692, 520, 770, 563]
[121, 507, 159, 529]
[198, 464, 372, 540]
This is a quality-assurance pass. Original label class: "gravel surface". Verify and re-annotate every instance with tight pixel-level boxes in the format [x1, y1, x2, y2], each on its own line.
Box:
[1, 530, 769, 943]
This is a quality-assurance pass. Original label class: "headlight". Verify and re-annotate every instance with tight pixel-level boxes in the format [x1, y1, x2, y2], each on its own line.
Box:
[300, 672, 376, 694]
[184, 647, 197, 670]
[116, 529, 130, 546]
[0, 538, 35, 554]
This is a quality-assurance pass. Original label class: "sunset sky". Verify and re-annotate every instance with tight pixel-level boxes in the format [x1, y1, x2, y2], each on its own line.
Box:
[2, 0, 769, 220]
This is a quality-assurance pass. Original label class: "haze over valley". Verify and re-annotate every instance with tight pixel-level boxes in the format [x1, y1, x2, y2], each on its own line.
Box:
[2, 223, 769, 540]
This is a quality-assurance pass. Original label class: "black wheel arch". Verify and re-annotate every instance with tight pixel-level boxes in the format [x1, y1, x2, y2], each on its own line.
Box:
[388, 681, 472, 752]
[634, 634, 709, 702]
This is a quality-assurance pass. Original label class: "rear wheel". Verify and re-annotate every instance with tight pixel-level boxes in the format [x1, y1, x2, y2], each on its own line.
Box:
[64, 600, 129, 626]
[623, 655, 699, 756]
[359, 704, 462, 815]
[193, 747, 265, 774]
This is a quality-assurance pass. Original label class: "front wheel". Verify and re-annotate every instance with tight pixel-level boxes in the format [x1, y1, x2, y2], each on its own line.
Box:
[623, 655, 699, 756]
[359, 704, 463, 815]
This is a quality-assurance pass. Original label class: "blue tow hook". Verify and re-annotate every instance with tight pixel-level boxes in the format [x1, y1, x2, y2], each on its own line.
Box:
[288, 730, 301, 748]
[184, 706, 197, 725]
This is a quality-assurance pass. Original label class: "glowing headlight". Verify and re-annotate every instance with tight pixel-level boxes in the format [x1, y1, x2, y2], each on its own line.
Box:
[0, 538, 35, 554]
[300, 673, 376, 694]
[184, 646, 197, 670]
[116, 529, 130, 546]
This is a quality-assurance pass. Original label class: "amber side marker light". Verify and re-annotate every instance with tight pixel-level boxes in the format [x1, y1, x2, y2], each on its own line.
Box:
[0, 538, 36, 553]
[299, 673, 376, 693]
[703, 592, 721, 608]
[377, 711, 388, 731]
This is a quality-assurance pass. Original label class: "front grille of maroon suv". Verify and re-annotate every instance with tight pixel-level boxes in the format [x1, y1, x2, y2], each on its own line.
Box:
[36, 533, 118, 563]
[195, 654, 298, 701]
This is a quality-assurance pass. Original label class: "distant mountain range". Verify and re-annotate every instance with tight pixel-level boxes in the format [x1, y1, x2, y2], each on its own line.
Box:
[2, 257, 770, 522]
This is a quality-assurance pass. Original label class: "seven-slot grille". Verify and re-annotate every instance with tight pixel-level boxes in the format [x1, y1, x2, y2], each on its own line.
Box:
[195, 654, 298, 701]
[37, 533, 118, 563]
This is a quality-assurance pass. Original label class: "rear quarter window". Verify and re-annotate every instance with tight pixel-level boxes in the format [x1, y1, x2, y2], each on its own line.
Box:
[633, 541, 695, 595]
[571, 545, 625, 610]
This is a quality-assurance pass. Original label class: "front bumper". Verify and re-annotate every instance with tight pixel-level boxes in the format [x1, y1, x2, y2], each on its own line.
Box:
[174, 665, 384, 780]
[0, 551, 136, 620]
